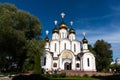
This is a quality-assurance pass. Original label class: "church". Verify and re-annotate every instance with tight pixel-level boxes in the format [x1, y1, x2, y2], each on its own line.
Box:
[41, 13, 96, 72]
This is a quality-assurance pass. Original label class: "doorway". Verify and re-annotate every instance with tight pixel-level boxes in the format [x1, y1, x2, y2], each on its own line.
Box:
[64, 62, 71, 70]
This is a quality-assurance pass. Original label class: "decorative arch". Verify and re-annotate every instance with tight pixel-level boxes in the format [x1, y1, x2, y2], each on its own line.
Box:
[83, 52, 95, 59]
[60, 50, 74, 58]
[62, 59, 72, 70]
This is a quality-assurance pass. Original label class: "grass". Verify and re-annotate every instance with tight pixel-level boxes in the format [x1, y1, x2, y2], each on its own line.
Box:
[50, 76, 99, 80]
[11, 73, 120, 80]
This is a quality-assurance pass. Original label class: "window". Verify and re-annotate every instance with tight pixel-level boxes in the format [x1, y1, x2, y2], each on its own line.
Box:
[53, 63, 57, 67]
[62, 32, 64, 38]
[74, 44, 76, 52]
[44, 57, 46, 65]
[87, 58, 90, 67]
[64, 43, 66, 50]
[55, 43, 56, 52]
[76, 63, 79, 68]
[61, 33, 62, 38]
[71, 36, 73, 40]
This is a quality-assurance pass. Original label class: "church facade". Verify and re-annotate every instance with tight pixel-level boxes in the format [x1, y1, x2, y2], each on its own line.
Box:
[41, 13, 96, 72]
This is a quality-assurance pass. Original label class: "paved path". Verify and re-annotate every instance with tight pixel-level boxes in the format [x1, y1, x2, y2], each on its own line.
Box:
[0, 76, 12, 80]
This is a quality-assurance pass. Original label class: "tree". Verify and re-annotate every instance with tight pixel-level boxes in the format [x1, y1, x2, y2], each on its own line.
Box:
[25, 39, 45, 74]
[94, 40, 113, 71]
[110, 64, 120, 73]
[88, 44, 96, 56]
[0, 3, 44, 73]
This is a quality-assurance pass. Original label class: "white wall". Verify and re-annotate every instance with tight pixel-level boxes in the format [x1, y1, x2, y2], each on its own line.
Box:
[52, 33, 59, 40]
[60, 39, 70, 53]
[82, 52, 96, 71]
[69, 34, 75, 40]
[59, 29, 67, 39]
[46, 52, 53, 70]
[50, 40, 59, 57]
[71, 41, 81, 55]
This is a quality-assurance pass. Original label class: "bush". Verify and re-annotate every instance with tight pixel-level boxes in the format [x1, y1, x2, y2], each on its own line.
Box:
[42, 72, 66, 79]
[59, 72, 66, 78]
[83, 74, 89, 78]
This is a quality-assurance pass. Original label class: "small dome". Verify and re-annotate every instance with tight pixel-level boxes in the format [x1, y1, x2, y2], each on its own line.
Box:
[69, 28, 75, 34]
[45, 36, 49, 42]
[52, 27, 58, 33]
[82, 37, 88, 43]
[59, 21, 67, 30]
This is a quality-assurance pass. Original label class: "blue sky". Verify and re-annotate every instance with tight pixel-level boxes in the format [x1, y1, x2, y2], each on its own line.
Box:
[1, 0, 120, 61]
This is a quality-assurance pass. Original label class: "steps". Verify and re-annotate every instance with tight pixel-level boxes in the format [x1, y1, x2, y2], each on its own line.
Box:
[60, 70, 113, 77]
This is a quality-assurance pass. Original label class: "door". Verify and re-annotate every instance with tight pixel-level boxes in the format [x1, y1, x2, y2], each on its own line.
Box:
[64, 62, 71, 70]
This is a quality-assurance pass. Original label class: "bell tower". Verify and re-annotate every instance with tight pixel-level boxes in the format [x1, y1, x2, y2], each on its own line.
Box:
[52, 20, 59, 40]
[82, 32, 89, 52]
[69, 21, 76, 40]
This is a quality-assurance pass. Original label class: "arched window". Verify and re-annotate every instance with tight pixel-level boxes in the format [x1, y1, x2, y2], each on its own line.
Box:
[53, 63, 57, 67]
[44, 57, 46, 65]
[74, 44, 76, 52]
[76, 63, 79, 68]
[62, 32, 64, 38]
[64, 43, 66, 50]
[55, 43, 56, 52]
[87, 58, 90, 67]
[71, 36, 73, 40]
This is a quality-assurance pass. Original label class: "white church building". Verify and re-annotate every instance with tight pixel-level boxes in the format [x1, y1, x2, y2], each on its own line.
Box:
[41, 13, 96, 72]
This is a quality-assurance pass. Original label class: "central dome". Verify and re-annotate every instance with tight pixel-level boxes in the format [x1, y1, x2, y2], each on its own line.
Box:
[59, 21, 67, 30]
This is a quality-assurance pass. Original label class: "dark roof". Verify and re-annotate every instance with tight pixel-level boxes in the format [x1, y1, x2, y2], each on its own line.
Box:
[45, 36, 49, 42]
[82, 37, 88, 43]
[69, 28, 75, 34]
[52, 27, 58, 33]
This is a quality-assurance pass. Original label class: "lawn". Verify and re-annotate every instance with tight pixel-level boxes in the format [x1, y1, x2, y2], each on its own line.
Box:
[51, 76, 99, 80]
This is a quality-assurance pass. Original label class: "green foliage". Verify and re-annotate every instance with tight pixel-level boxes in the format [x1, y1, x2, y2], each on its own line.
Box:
[93, 74, 120, 80]
[110, 64, 120, 73]
[12, 74, 49, 80]
[0, 3, 44, 74]
[25, 39, 45, 74]
[22, 59, 33, 72]
[83, 74, 89, 78]
[88, 44, 96, 56]
[94, 40, 113, 71]
[43, 72, 66, 79]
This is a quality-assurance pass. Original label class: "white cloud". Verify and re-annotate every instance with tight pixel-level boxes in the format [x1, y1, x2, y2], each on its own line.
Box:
[76, 26, 120, 44]
[111, 5, 120, 12]
[76, 29, 120, 57]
